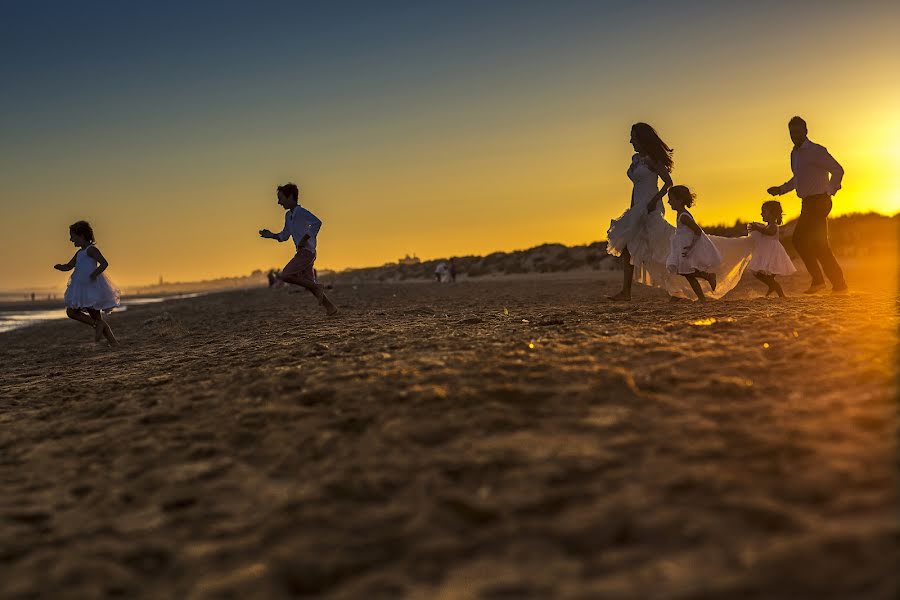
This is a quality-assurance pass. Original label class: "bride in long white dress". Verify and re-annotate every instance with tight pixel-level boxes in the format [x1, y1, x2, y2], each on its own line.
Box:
[606, 122, 754, 301]
[606, 122, 677, 300]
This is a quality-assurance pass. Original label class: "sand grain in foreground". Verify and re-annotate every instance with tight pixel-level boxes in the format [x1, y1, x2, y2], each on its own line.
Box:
[1, 273, 897, 599]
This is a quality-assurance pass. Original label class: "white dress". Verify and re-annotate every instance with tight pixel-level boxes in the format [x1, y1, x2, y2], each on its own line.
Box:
[606, 154, 674, 287]
[747, 227, 797, 276]
[667, 210, 723, 274]
[64, 244, 121, 311]
[605, 155, 755, 300]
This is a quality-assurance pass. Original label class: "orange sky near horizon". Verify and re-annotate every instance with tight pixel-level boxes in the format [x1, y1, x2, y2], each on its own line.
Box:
[2, 2, 898, 291]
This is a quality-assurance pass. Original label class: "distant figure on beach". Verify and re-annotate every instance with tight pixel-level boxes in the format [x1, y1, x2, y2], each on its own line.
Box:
[746, 200, 796, 298]
[448, 258, 457, 282]
[606, 123, 674, 301]
[767, 116, 847, 294]
[434, 261, 448, 283]
[266, 269, 284, 288]
[259, 183, 338, 315]
[665, 186, 720, 302]
[53, 220, 120, 344]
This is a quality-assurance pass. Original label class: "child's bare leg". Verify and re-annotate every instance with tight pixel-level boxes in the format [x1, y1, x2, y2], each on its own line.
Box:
[104, 322, 119, 344]
[86, 309, 105, 342]
[696, 270, 717, 291]
[66, 307, 95, 327]
[752, 271, 770, 294]
[684, 274, 706, 302]
[320, 293, 338, 316]
[768, 275, 785, 298]
[753, 272, 784, 297]
[279, 273, 337, 314]
[87, 311, 119, 344]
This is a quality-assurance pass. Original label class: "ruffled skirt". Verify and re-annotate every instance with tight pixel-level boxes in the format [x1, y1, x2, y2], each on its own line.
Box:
[748, 233, 797, 276]
[607, 206, 673, 287]
[665, 235, 755, 300]
[667, 231, 723, 275]
[64, 273, 121, 311]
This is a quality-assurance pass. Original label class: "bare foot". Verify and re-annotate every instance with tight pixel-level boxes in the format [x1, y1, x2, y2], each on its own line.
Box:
[313, 285, 326, 305]
[324, 299, 338, 316]
[94, 320, 105, 342]
[704, 272, 717, 291]
[105, 324, 119, 346]
[607, 291, 631, 301]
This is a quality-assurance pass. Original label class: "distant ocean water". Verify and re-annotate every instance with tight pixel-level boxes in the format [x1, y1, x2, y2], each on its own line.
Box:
[0, 293, 204, 333]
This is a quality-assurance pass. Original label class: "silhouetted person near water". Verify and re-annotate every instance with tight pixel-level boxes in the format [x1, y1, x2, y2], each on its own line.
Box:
[54, 220, 120, 344]
[767, 116, 847, 294]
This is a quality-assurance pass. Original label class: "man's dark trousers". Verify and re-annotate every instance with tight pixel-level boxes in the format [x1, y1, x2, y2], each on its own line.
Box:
[792, 194, 845, 288]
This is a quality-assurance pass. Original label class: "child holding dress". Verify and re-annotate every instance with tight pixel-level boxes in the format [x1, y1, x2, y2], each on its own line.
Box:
[666, 185, 722, 302]
[746, 200, 797, 297]
[54, 220, 120, 344]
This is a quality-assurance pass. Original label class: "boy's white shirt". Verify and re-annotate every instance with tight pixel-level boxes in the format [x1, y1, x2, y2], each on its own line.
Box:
[276, 205, 321, 253]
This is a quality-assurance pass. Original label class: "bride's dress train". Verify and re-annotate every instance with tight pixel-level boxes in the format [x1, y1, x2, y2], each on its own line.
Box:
[665, 233, 754, 300]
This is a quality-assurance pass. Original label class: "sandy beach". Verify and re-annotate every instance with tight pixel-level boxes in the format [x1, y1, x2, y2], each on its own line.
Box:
[1, 268, 897, 599]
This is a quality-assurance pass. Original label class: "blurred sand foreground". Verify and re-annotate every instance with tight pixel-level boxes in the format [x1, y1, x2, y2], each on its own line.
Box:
[1, 267, 897, 599]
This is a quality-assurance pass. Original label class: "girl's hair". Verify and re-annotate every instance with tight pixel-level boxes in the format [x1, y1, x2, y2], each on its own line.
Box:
[762, 200, 784, 225]
[277, 182, 300, 201]
[69, 220, 95, 243]
[668, 185, 696, 208]
[632, 122, 674, 173]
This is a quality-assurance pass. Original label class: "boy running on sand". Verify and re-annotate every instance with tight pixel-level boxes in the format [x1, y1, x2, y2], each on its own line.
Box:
[259, 183, 337, 315]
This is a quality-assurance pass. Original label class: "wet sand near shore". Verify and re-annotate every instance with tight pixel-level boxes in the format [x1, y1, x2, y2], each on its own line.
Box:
[1, 268, 897, 599]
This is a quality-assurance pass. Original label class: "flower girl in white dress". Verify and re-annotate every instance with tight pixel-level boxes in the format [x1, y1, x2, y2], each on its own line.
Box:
[746, 200, 796, 298]
[665, 185, 722, 302]
[54, 221, 120, 344]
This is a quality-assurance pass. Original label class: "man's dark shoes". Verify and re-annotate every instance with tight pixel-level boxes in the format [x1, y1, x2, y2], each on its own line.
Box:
[803, 283, 827, 294]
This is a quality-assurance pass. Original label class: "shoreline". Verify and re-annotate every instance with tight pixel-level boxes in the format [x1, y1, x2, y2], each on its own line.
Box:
[0, 291, 217, 334]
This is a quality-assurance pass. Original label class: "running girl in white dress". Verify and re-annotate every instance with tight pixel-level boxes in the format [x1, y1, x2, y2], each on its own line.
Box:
[54, 220, 120, 344]
[665, 185, 722, 302]
[746, 200, 797, 298]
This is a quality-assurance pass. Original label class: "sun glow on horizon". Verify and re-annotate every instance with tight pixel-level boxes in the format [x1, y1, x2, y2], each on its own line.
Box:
[1, 2, 898, 289]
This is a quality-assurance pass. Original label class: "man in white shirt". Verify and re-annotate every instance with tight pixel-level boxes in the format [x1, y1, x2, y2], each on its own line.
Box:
[767, 116, 847, 294]
[259, 182, 337, 315]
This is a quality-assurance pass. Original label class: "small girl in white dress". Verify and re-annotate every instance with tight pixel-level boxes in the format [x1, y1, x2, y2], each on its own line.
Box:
[54, 220, 120, 344]
[746, 200, 796, 298]
[666, 185, 722, 302]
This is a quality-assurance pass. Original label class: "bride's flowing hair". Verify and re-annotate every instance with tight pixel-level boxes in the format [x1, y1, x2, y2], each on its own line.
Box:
[632, 122, 674, 173]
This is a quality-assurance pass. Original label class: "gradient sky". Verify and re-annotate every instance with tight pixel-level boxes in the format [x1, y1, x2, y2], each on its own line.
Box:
[2, 0, 898, 290]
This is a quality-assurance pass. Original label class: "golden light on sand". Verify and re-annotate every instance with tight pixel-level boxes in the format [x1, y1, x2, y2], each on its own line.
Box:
[3, 255, 899, 598]
[690, 318, 718, 326]
[689, 317, 737, 327]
